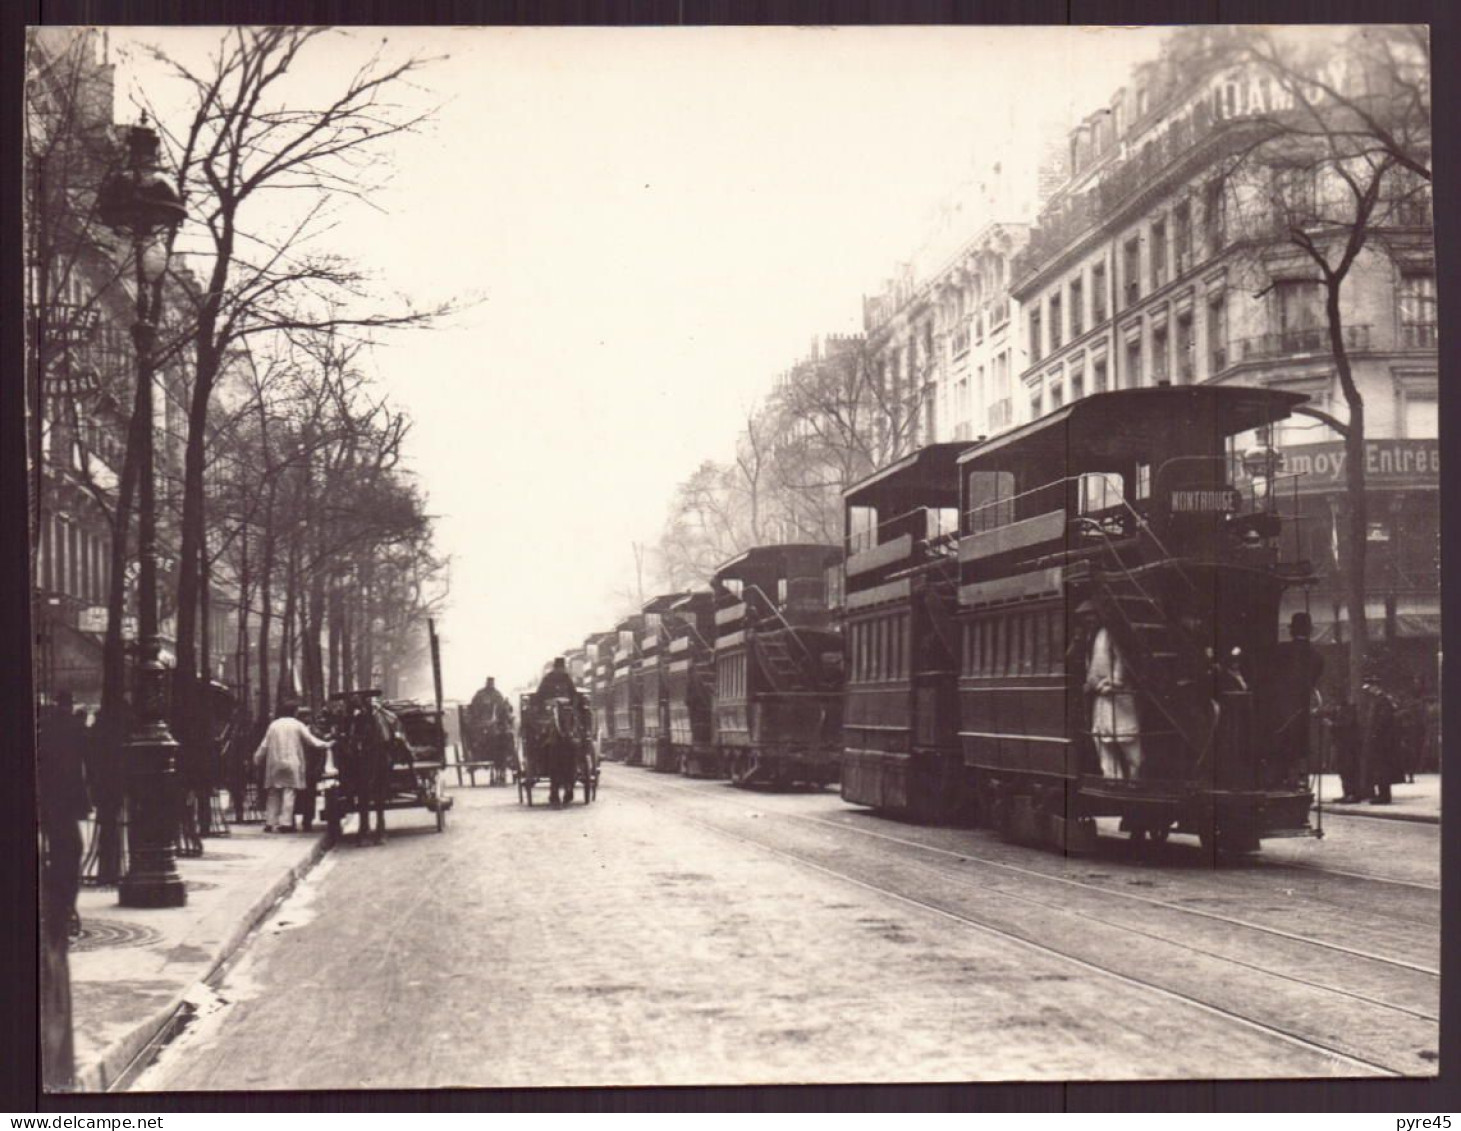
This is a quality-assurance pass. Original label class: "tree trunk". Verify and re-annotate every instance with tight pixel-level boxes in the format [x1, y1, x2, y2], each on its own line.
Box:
[1327, 285, 1368, 701]
[358, 559, 374, 689]
[236, 525, 251, 709]
[277, 534, 298, 707]
[256, 513, 275, 722]
[327, 570, 343, 696]
[340, 569, 355, 694]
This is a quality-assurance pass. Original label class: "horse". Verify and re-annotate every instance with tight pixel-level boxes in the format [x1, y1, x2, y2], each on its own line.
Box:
[333, 693, 403, 845]
[526, 696, 585, 807]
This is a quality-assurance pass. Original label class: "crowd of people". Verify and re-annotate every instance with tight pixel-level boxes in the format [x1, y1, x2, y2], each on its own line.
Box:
[1320, 669, 1434, 805]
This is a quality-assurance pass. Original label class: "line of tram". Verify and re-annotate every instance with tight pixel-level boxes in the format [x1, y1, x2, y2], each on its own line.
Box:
[537, 385, 1321, 854]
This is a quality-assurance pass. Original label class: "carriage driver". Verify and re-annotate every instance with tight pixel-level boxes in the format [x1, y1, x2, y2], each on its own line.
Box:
[469, 675, 513, 732]
[533, 657, 586, 710]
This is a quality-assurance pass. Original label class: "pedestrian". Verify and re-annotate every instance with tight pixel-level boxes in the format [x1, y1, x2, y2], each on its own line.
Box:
[38, 691, 90, 1091]
[1270, 612, 1324, 782]
[291, 706, 329, 832]
[1082, 605, 1142, 780]
[1356, 667, 1400, 805]
[253, 702, 334, 832]
[1324, 689, 1361, 803]
[1395, 677, 1426, 785]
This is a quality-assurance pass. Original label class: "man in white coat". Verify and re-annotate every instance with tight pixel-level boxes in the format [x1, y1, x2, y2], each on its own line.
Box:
[1079, 602, 1142, 780]
[253, 702, 334, 832]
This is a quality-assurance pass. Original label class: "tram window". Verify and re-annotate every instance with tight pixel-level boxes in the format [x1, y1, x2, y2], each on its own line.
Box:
[1136, 461, 1152, 500]
[967, 469, 1016, 532]
[777, 578, 788, 605]
[984, 618, 996, 675]
[1080, 472, 1125, 514]
[1034, 611, 1049, 673]
[1049, 609, 1066, 672]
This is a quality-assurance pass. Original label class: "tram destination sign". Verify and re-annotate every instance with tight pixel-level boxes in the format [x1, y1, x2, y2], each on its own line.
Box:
[1283, 439, 1440, 492]
[1169, 488, 1240, 514]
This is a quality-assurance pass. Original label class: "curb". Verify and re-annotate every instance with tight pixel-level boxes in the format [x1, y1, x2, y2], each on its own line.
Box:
[77, 832, 334, 1093]
[1313, 805, 1440, 827]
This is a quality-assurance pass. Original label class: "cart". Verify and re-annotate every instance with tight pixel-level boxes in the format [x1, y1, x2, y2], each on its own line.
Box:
[323, 692, 452, 837]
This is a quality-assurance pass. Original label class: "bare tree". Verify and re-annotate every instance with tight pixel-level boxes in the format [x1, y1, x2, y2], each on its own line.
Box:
[1210, 25, 1431, 697]
[124, 27, 454, 756]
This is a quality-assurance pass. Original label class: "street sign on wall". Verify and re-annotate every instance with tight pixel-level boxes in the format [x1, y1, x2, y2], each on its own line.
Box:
[1282, 439, 1439, 493]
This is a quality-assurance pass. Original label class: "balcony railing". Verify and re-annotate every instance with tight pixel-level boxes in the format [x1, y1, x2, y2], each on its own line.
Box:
[1235, 324, 1371, 363]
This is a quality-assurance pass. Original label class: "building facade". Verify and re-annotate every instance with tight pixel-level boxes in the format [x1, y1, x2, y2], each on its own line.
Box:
[1007, 26, 1437, 690]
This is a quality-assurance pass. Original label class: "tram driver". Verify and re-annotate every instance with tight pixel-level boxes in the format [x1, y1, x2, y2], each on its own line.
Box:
[1077, 601, 1143, 781]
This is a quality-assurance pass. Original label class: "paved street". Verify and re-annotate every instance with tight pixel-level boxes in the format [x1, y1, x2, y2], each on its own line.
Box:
[135, 767, 1439, 1090]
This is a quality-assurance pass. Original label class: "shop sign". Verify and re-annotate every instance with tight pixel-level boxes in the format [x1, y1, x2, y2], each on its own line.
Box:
[1283, 440, 1439, 491]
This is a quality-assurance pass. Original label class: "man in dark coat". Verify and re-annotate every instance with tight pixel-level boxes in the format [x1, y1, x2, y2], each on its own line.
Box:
[38, 691, 90, 1090]
[533, 657, 583, 709]
[1324, 689, 1361, 803]
[1357, 668, 1400, 804]
[1269, 612, 1324, 783]
[469, 676, 512, 730]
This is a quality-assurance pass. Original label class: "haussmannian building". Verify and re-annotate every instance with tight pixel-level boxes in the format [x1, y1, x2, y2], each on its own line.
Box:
[1006, 26, 1437, 696]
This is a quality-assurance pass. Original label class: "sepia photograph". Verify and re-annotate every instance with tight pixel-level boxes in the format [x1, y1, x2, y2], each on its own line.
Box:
[23, 20, 1440, 1097]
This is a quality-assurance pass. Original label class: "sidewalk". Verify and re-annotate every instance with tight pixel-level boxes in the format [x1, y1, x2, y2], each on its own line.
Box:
[67, 821, 332, 1092]
[1311, 771, 1441, 825]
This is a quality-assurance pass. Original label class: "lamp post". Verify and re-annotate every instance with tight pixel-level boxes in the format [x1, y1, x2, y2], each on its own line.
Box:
[99, 121, 188, 909]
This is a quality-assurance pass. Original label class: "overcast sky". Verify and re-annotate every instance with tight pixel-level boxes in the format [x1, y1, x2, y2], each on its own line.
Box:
[110, 25, 1167, 699]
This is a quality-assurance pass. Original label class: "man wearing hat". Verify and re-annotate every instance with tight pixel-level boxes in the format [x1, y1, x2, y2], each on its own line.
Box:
[1357, 664, 1400, 804]
[533, 657, 583, 708]
[1269, 612, 1324, 784]
[1078, 601, 1143, 780]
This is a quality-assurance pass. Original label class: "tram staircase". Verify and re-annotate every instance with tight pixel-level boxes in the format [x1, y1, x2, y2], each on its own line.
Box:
[744, 583, 817, 693]
[1089, 554, 1219, 779]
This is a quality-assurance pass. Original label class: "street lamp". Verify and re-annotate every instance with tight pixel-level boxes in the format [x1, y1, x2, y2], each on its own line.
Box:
[98, 121, 187, 909]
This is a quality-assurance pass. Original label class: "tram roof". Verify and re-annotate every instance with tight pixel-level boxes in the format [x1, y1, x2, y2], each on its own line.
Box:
[844, 441, 975, 507]
[641, 592, 688, 615]
[955, 386, 1309, 469]
[714, 543, 841, 581]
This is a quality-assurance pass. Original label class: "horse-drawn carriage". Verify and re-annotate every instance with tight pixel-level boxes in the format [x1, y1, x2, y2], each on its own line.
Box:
[323, 689, 452, 842]
[458, 700, 516, 786]
[517, 693, 599, 807]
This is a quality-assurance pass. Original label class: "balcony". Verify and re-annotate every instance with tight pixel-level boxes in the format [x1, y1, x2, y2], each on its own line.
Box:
[987, 298, 1009, 329]
[1235, 324, 1372, 363]
[951, 325, 970, 357]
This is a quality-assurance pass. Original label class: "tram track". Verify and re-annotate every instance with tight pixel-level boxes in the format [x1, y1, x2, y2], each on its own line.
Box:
[791, 812, 1438, 981]
[625, 786, 1403, 1077]
[622, 770, 1437, 960]
[610, 770, 1438, 1073]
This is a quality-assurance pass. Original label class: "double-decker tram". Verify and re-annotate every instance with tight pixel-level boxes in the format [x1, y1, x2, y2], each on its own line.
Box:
[639, 593, 689, 772]
[607, 614, 645, 764]
[712, 544, 845, 787]
[841, 443, 971, 821]
[953, 386, 1318, 853]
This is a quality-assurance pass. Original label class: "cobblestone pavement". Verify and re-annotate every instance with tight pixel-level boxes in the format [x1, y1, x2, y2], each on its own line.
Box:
[135, 768, 1437, 1091]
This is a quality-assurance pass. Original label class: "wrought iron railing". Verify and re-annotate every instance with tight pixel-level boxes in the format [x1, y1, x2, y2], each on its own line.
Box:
[1235, 323, 1371, 362]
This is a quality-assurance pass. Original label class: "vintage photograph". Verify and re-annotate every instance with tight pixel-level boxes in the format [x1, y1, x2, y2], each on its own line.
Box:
[25, 23, 1438, 1093]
